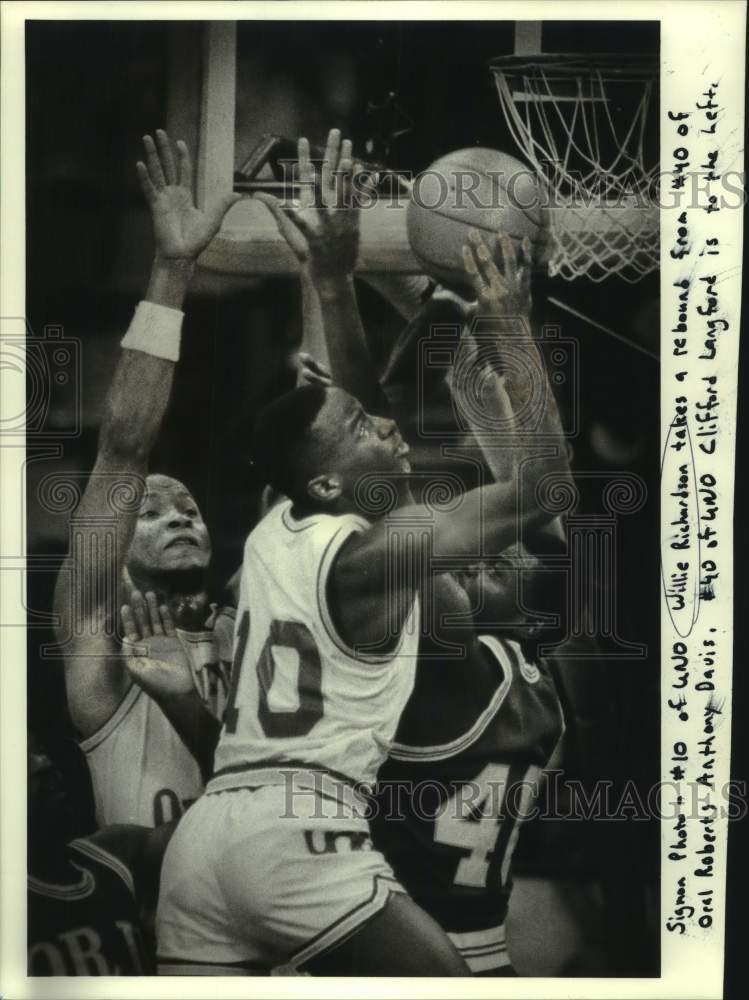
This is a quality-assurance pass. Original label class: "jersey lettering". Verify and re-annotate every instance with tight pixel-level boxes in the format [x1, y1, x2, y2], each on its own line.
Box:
[223, 610, 250, 734]
[152, 788, 196, 825]
[84, 679, 204, 828]
[29, 921, 144, 975]
[153, 788, 180, 826]
[28, 941, 68, 975]
[499, 768, 539, 885]
[213, 502, 419, 788]
[223, 614, 325, 739]
[433, 763, 539, 889]
[113, 920, 145, 973]
[304, 830, 373, 855]
[57, 927, 109, 975]
[258, 620, 323, 737]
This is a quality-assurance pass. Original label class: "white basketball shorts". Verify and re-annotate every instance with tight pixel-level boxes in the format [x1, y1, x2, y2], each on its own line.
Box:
[156, 774, 404, 973]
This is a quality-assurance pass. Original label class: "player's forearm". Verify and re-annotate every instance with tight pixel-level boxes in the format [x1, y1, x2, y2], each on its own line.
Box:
[150, 689, 221, 782]
[299, 268, 331, 370]
[68, 264, 187, 644]
[98, 350, 175, 465]
[315, 274, 387, 413]
[360, 273, 431, 322]
[145, 257, 194, 310]
[98, 258, 190, 464]
[515, 349, 572, 520]
[439, 479, 555, 560]
[495, 324, 568, 470]
[479, 319, 572, 508]
[448, 340, 519, 483]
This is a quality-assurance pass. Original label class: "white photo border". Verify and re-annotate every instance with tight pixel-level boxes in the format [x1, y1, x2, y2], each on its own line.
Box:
[1, 2, 745, 998]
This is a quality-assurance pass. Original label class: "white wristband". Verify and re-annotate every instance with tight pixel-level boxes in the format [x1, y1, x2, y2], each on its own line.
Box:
[121, 300, 183, 362]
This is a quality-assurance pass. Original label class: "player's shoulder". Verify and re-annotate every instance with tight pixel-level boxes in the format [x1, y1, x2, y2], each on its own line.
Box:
[250, 499, 368, 550]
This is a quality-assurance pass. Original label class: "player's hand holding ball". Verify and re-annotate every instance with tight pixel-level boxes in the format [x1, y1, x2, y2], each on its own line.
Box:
[255, 128, 375, 288]
[121, 590, 194, 701]
[462, 230, 533, 326]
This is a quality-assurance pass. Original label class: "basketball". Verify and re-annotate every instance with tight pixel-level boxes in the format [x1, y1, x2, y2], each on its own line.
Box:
[406, 147, 544, 287]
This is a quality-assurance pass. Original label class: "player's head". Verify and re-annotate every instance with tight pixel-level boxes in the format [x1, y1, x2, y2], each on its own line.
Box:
[252, 385, 411, 513]
[126, 474, 212, 578]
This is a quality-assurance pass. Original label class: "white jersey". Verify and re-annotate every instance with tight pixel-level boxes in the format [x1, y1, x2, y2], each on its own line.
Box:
[212, 500, 419, 789]
[81, 620, 232, 827]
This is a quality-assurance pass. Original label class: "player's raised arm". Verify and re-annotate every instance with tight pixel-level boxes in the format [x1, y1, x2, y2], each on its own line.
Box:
[342, 247, 558, 532]
[460, 231, 571, 566]
[329, 246, 570, 648]
[54, 131, 240, 738]
[440, 232, 531, 484]
[256, 129, 386, 414]
[459, 230, 572, 503]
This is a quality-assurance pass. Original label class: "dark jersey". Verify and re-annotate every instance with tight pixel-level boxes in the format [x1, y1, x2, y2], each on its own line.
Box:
[28, 838, 149, 975]
[372, 633, 564, 935]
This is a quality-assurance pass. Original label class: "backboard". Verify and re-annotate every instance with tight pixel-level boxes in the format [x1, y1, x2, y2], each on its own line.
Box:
[172, 20, 659, 281]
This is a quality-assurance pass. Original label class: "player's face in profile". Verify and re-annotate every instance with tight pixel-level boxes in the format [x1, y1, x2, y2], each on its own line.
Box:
[128, 475, 212, 575]
[311, 388, 411, 493]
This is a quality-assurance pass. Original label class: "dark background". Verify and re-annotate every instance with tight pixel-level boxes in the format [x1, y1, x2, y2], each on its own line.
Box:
[26, 19, 660, 977]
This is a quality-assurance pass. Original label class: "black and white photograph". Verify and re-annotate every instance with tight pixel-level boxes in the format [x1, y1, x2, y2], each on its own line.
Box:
[0, 1, 744, 996]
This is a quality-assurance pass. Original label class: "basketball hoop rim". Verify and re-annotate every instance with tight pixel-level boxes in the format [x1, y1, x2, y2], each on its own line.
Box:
[489, 52, 658, 81]
[488, 51, 660, 283]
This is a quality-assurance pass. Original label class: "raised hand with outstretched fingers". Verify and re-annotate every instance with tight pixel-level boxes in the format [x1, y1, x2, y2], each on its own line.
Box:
[121, 590, 193, 700]
[137, 129, 240, 263]
[255, 128, 377, 284]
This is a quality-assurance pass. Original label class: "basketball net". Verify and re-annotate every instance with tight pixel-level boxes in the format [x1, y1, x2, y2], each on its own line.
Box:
[490, 55, 659, 283]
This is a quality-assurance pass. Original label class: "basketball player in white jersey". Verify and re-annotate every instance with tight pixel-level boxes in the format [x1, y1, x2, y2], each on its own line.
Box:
[53, 130, 240, 828]
[155, 130, 568, 975]
[252, 131, 570, 976]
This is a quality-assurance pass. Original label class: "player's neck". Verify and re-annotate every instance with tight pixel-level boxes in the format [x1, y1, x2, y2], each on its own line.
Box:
[360, 483, 415, 514]
[291, 483, 415, 520]
[127, 568, 211, 630]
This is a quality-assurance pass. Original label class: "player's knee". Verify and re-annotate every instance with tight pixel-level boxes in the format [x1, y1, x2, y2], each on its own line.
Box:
[382, 893, 468, 975]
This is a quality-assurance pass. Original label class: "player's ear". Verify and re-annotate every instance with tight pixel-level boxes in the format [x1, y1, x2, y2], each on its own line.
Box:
[307, 473, 342, 504]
